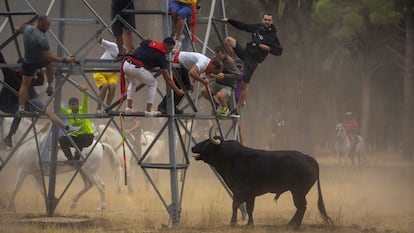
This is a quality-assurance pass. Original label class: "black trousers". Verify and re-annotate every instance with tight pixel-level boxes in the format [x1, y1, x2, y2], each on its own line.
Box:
[158, 67, 191, 110]
[59, 134, 94, 160]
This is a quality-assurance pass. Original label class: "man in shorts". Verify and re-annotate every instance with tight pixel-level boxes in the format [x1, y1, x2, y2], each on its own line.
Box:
[0, 53, 80, 147]
[111, 0, 135, 54]
[93, 31, 119, 114]
[16, 16, 76, 116]
[200, 46, 240, 116]
[222, 13, 283, 115]
[169, 0, 198, 51]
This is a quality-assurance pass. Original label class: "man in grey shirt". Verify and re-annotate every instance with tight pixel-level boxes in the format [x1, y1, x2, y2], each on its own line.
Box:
[200, 46, 240, 116]
[13, 16, 80, 135]
[16, 15, 76, 116]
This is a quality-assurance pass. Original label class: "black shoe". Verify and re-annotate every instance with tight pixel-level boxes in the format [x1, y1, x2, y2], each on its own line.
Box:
[74, 152, 81, 160]
[158, 105, 183, 115]
[158, 105, 167, 114]
[3, 137, 12, 147]
[115, 53, 127, 62]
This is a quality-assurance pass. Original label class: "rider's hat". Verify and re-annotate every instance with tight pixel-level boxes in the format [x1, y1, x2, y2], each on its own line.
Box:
[345, 112, 352, 115]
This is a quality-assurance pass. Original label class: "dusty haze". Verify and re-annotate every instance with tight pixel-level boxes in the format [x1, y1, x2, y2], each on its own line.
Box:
[1, 1, 413, 232]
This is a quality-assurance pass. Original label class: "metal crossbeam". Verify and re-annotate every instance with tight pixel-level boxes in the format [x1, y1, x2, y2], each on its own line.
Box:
[0, 0, 233, 227]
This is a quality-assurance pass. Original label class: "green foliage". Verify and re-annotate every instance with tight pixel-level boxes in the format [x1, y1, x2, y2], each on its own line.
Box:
[341, 11, 366, 41]
[313, 0, 342, 29]
[313, 0, 401, 43]
[364, 0, 402, 24]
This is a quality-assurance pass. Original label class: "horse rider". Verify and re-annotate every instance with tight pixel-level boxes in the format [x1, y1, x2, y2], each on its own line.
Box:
[58, 85, 94, 160]
[343, 112, 358, 153]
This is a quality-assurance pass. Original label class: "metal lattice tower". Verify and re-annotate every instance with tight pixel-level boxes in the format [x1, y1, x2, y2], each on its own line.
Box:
[0, 0, 236, 225]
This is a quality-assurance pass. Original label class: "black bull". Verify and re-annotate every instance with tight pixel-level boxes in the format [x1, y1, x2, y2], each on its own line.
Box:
[191, 135, 333, 228]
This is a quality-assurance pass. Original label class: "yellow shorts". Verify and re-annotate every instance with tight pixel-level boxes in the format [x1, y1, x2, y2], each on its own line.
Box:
[93, 72, 118, 89]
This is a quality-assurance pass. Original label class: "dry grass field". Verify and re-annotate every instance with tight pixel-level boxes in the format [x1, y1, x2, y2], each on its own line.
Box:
[0, 151, 413, 233]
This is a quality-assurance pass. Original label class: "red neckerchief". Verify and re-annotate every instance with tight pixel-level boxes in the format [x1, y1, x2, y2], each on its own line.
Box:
[148, 41, 167, 54]
[205, 59, 213, 75]
[119, 56, 145, 104]
[172, 51, 180, 64]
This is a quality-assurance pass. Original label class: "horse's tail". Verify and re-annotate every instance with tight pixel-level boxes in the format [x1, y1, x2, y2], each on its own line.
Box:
[101, 142, 120, 167]
[316, 163, 334, 227]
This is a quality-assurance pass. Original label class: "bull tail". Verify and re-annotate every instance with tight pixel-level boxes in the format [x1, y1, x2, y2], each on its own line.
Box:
[316, 164, 334, 227]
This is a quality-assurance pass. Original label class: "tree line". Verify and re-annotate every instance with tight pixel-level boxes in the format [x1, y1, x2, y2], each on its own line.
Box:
[223, 0, 413, 157]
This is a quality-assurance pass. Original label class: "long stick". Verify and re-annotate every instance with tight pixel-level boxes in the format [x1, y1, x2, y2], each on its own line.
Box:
[119, 113, 127, 185]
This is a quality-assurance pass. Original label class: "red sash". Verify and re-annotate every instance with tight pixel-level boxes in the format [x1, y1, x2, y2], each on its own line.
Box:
[119, 56, 144, 104]
[191, 3, 196, 42]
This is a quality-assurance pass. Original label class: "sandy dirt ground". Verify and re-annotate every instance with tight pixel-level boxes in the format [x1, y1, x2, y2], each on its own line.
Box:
[0, 150, 413, 233]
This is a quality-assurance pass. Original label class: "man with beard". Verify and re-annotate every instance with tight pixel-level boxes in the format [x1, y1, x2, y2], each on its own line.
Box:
[221, 13, 283, 116]
[58, 85, 94, 160]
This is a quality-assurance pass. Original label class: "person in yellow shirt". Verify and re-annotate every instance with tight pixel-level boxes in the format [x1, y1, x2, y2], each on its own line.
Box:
[59, 85, 94, 160]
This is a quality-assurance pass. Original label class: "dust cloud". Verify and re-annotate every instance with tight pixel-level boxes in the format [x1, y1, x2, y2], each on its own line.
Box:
[1, 1, 413, 233]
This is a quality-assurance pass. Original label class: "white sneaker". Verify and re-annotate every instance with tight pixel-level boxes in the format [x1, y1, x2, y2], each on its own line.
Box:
[145, 110, 161, 117]
[125, 107, 137, 113]
[96, 109, 107, 116]
[176, 34, 185, 41]
[172, 40, 182, 53]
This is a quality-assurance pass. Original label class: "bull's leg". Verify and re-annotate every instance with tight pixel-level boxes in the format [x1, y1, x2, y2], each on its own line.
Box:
[288, 193, 307, 229]
[230, 199, 239, 226]
[238, 202, 247, 221]
[245, 197, 255, 225]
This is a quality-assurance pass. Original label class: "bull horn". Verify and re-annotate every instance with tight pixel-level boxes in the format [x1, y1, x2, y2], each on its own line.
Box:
[209, 126, 221, 145]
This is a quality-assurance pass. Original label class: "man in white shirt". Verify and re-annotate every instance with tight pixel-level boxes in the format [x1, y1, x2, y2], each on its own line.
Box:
[158, 51, 223, 114]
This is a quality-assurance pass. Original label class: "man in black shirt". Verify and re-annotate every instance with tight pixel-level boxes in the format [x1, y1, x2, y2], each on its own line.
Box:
[222, 13, 283, 115]
[119, 37, 184, 116]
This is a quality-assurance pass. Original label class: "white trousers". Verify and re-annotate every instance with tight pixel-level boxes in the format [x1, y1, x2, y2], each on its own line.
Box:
[123, 62, 157, 104]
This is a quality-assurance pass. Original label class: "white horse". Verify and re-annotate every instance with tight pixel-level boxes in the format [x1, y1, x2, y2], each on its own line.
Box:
[98, 124, 165, 193]
[1, 117, 117, 212]
[334, 123, 366, 166]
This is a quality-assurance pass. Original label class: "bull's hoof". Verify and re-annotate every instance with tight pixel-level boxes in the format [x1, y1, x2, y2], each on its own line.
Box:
[287, 222, 301, 231]
[70, 203, 77, 210]
[229, 221, 237, 227]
